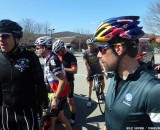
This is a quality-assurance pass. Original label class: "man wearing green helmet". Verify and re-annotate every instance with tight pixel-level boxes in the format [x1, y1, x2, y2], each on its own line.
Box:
[94, 16, 160, 130]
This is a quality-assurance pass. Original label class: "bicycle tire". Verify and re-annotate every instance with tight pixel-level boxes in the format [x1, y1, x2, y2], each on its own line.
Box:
[96, 85, 105, 115]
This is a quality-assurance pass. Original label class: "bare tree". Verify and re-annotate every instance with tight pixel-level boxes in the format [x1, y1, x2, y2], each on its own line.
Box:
[35, 23, 43, 34]
[19, 18, 37, 46]
[143, 0, 160, 34]
[21, 18, 36, 34]
[19, 19, 51, 46]
[43, 21, 50, 35]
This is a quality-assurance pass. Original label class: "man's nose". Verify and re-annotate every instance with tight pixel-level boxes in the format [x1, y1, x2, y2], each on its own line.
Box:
[97, 51, 103, 58]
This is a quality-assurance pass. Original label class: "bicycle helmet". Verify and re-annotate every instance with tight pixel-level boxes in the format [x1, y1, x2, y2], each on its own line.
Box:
[35, 36, 52, 49]
[94, 16, 144, 44]
[86, 38, 95, 45]
[52, 39, 65, 52]
[0, 19, 23, 39]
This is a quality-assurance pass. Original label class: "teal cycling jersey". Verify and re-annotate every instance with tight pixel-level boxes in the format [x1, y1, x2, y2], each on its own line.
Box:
[105, 64, 160, 130]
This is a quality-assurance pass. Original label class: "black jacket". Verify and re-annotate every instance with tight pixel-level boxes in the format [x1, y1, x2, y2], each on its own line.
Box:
[0, 47, 48, 109]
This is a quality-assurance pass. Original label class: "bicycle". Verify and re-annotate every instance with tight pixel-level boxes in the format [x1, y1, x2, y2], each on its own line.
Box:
[92, 74, 105, 115]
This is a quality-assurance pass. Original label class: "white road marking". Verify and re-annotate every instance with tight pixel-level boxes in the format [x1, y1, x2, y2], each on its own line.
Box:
[75, 73, 87, 77]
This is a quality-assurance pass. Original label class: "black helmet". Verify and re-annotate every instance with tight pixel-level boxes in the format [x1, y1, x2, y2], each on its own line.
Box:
[0, 19, 23, 39]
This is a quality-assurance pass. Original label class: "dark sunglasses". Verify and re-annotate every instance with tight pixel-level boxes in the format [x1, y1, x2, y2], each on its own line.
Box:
[55, 48, 63, 54]
[0, 33, 12, 39]
[55, 51, 59, 54]
[98, 44, 113, 52]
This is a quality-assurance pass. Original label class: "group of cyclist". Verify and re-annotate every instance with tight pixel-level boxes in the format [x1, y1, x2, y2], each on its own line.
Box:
[35, 36, 78, 128]
[1, 15, 160, 130]
[0, 19, 104, 130]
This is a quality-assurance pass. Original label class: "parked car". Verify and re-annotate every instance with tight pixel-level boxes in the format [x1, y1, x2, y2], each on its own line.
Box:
[136, 38, 155, 69]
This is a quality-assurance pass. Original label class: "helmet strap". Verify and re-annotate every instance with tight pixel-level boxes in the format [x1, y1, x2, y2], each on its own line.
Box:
[6, 37, 19, 56]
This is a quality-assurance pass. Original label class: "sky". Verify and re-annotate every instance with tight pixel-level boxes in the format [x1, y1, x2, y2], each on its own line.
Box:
[0, 0, 155, 34]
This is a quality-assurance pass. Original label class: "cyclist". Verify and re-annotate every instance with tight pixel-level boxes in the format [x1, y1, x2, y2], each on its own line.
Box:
[94, 16, 160, 130]
[83, 38, 105, 107]
[52, 39, 77, 126]
[34, 36, 72, 130]
[0, 19, 49, 130]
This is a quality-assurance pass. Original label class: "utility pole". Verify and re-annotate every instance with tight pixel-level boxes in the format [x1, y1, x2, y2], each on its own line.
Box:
[48, 29, 55, 37]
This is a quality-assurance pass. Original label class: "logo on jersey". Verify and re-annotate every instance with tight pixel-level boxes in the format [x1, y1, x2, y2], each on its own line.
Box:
[15, 58, 29, 72]
[50, 59, 56, 66]
[123, 93, 132, 106]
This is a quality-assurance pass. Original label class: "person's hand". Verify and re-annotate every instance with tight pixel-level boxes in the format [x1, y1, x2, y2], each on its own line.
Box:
[103, 125, 107, 130]
[41, 113, 51, 130]
[155, 65, 160, 70]
[51, 97, 60, 109]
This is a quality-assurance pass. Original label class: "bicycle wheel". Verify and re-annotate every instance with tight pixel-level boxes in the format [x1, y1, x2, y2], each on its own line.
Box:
[96, 85, 105, 115]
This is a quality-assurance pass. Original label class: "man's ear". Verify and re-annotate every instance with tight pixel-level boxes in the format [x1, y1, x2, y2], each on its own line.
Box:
[15, 38, 20, 44]
[62, 47, 65, 50]
[115, 43, 124, 55]
[42, 46, 46, 51]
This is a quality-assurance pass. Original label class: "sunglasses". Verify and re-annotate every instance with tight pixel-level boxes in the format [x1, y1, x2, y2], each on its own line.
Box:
[98, 42, 126, 57]
[54, 50, 59, 54]
[99, 44, 112, 52]
[0, 33, 12, 39]
[55, 48, 63, 54]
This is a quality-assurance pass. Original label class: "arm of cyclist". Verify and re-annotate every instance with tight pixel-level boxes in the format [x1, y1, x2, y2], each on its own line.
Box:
[51, 72, 66, 109]
[146, 83, 160, 127]
[84, 59, 90, 74]
[64, 55, 78, 74]
[154, 65, 160, 71]
[31, 52, 48, 110]
[83, 51, 90, 74]
[64, 64, 77, 74]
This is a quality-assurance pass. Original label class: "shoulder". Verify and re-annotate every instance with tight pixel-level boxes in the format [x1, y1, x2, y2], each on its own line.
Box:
[49, 53, 61, 66]
[66, 51, 73, 57]
[66, 52, 77, 59]
[147, 79, 160, 95]
[137, 72, 160, 97]
[19, 48, 37, 59]
[21, 48, 35, 55]
[83, 49, 89, 55]
[146, 81, 160, 109]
